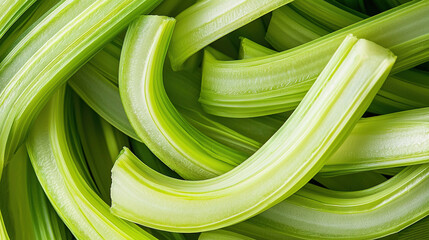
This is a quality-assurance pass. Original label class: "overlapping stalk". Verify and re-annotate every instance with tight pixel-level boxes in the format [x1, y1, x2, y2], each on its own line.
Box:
[200, 0, 429, 117]
[167, 0, 293, 70]
[0, 0, 162, 180]
[111, 13, 396, 231]
[26, 87, 158, 240]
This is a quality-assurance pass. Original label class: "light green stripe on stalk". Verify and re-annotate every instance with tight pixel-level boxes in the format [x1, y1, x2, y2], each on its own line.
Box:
[0, 0, 36, 40]
[112, 14, 396, 231]
[167, 0, 293, 70]
[0, 0, 162, 178]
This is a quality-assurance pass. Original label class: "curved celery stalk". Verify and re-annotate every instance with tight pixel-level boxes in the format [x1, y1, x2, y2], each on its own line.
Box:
[242, 36, 429, 114]
[0, 147, 72, 240]
[200, 0, 429, 117]
[0, 0, 35, 40]
[119, 16, 246, 180]
[26, 87, 157, 240]
[0, 0, 162, 178]
[199, 230, 254, 240]
[321, 108, 429, 175]
[167, 0, 293, 70]
[229, 165, 429, 239]
[113, 18, 396, 231]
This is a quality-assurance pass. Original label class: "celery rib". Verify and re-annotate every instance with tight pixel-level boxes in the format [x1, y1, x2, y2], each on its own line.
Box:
[229, 165, 429, 239]
[112, 16, 395, 231]
[26, 87, 157, 240]
[200, 0, 429, 117]
[119, 16, 246, 180]
[167, 0, 293, 70]
[0, 0, 162, 178]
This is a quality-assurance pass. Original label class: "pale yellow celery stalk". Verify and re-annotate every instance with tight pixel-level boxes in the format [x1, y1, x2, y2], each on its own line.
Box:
[112, 13, 396, 231]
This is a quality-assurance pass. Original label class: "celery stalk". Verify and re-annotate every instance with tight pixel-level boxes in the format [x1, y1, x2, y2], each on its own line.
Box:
[112, 15, 395, 231]
[230, 165, 429, 239]
[0, 0, 161, 178]
[119, 16, 246, 180]
[200, 0, 429, 117]
[26, 86, 157, 240]
[167, 0, 293, 70]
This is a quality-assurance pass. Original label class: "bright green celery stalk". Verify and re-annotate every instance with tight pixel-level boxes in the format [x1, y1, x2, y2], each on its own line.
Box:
[229, 165, 429, 239]
[199, 230, 254, 240]
[119, 16, 247, 180]
[200, 0, 429, 117]
[113, 13, 396, 231]
[0, 0, 162, 179]
[167, 0, 293, 70]
[0, 147, 72, 240]
[26, 86, 157, 240]
[0, 0, 36, 40]
[0, 0, 60, 60]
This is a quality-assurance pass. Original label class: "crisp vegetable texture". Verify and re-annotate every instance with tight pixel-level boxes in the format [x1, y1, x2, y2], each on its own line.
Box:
[0, 0, 428, 239]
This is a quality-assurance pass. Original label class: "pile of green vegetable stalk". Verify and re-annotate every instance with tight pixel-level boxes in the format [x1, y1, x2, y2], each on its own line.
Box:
[1, 0, 429, 239]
